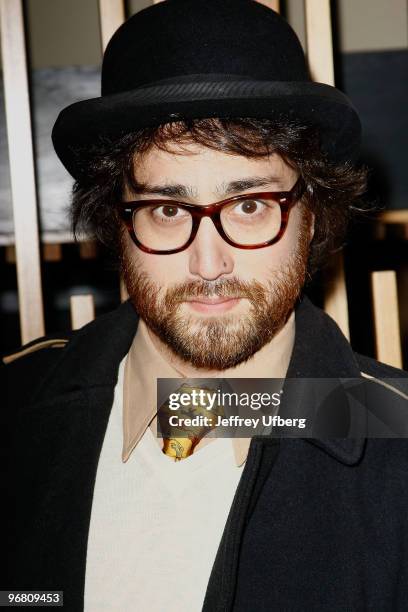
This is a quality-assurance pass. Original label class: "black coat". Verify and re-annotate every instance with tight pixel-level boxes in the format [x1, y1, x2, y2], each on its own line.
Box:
[2, 296, 408, 611]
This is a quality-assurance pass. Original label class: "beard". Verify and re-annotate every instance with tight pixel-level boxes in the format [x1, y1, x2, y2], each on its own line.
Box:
[118, 210, 312, 371]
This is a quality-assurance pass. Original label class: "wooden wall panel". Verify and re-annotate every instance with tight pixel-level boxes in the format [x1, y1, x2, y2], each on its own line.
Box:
[98, 0, 125, 51]
[70, 294, 96, 330]
[0, 0, 45, 343]
[97, 0, 129, 305]
[305, 0, 350, 339]
[257, 0, 279, 10]
[371, 271, 402, 368]
[305, 0, 335, 85]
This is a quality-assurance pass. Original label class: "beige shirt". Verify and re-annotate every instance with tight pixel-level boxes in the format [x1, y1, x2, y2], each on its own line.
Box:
[122, 310, 296, 467]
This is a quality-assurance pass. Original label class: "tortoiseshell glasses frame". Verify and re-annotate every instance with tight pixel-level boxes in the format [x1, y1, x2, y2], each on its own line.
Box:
[116, 177, 305, 254]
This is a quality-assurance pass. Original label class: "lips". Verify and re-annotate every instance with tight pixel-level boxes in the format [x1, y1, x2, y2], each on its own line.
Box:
[186, 296, 238, 305]
[184, 296, 242, 313]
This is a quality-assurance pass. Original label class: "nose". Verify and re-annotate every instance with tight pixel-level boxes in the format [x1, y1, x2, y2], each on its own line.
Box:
[188, 217, 234, 280]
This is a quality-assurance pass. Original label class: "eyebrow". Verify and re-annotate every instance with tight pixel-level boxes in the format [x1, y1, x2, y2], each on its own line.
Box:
[130, 174, 286, 199]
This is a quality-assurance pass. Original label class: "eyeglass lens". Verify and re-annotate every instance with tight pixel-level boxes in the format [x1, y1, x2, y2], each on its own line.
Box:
[132, 196, 283, 250]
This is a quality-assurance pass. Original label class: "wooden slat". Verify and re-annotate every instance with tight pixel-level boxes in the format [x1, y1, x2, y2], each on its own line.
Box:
[0, 0, 45, 343]
[378, 210, 408, 224]
[98, 0, 125, 51]
[43, 243, 62, 262]
[304, 0, 349, 339]
[5, 245, 15, 264]
[70, 294, 96, 330]
[374, 211, 408, 241]
[257, 0, 280, 11]
[98, 0, 128, 304]
[371, 271, 402, 369]
[304, 0, 335, 85]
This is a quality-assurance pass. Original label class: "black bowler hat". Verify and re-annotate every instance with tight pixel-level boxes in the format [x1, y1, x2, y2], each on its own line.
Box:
[52, 0, 361, 179]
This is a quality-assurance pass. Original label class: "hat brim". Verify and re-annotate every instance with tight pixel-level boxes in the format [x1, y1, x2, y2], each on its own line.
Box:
[52, 79, 361, 179]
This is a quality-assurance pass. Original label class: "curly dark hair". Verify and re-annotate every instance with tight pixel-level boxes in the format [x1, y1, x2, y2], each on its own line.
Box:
[70, 117, 368, 276]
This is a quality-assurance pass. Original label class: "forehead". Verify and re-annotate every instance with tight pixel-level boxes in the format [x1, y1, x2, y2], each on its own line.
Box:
[133, 143, 295, 187]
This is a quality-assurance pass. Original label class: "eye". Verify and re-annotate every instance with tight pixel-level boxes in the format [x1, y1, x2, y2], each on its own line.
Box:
[151, 204, 189, 221]
[233, 199, 267, 215]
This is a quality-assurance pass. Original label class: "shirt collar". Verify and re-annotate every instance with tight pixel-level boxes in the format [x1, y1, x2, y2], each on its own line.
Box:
[122, 310, 296, 466]
[31, 294, 367, 466]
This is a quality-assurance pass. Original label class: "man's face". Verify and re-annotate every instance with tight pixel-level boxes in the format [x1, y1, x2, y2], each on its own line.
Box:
[119, 143, 314, 372]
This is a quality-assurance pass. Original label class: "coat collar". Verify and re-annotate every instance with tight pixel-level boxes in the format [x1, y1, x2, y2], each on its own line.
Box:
[31, 294, 365, 465]
[284, 294, 366, 465]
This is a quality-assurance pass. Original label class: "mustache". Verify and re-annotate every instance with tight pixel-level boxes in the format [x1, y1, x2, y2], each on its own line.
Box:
[164, 277, 267, 309]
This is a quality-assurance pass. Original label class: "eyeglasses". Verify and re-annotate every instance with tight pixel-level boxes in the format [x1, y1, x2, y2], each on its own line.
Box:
[116, 178, 305, 254]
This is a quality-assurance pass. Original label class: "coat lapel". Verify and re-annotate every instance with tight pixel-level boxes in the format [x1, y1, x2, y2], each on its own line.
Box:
[14, 300, 140, 609]
[203, 297, 367, 611]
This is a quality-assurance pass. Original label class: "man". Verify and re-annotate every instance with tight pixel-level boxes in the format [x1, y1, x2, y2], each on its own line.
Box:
[3, 1, 408, 611]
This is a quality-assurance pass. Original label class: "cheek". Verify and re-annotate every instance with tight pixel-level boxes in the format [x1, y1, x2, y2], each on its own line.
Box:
[131, 245, 189, 285]
[234, 207, 304, 275]
[270, 205, 306, 261]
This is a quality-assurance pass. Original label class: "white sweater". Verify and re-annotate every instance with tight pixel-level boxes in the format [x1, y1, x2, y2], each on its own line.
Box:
[84, 356, 245, 612]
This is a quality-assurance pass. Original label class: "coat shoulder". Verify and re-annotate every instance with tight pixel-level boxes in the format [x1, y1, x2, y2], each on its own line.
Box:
[354, 351, 408, 398]
[2, 336, 70, 365]
[355, 351, 408, 378]
[1, 331, 76, 408]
